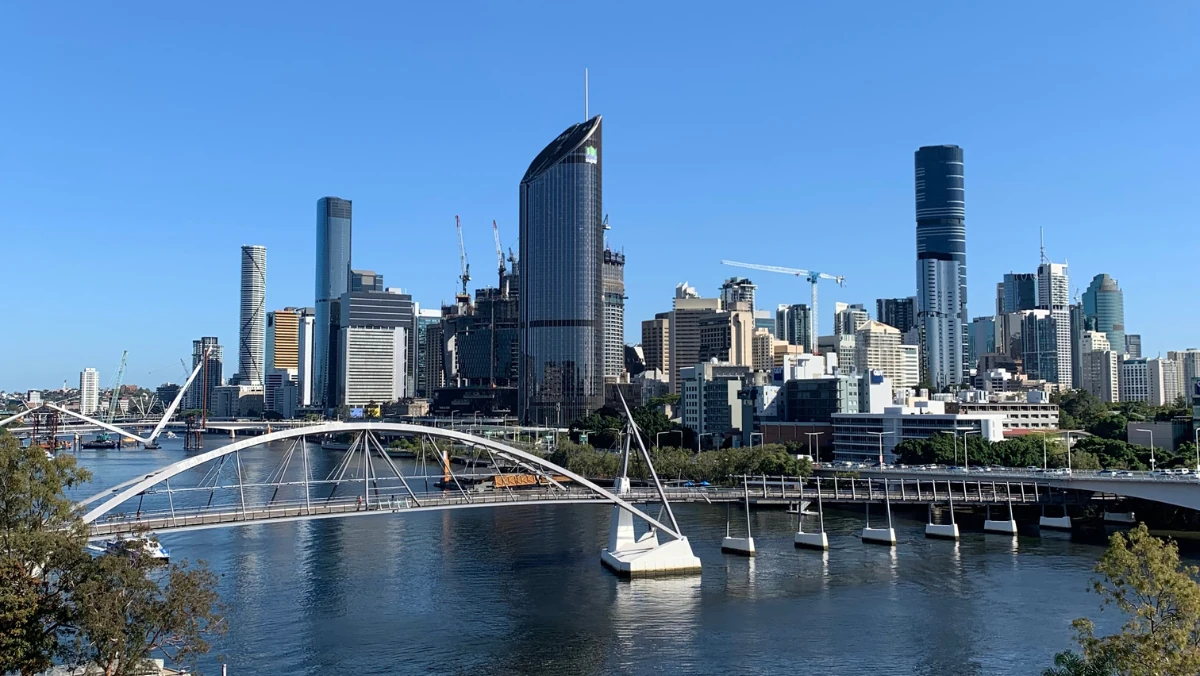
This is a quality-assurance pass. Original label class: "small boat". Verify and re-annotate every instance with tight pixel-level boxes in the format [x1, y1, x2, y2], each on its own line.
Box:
[165, 431, 178, 439]
[104, 537, 170, 562]
[82, 433, 119, 450]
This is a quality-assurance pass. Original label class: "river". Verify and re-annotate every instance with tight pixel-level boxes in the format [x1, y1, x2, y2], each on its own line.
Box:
[70, 437, 1123, 675]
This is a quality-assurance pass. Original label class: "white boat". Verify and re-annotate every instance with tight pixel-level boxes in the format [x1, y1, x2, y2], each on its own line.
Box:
[165, 431, 178, 439]
[105, 537, 170, 562]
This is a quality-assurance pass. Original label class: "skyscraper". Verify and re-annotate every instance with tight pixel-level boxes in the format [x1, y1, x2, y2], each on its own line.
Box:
[314, 197, 353, 409]
[776, 304, 812, 349]
[1125, 334, 1142, 359]
[719, 277, 756, 311]
[915, 145, 967, 389]
[518, 116, 604, 424]
[876, 297, 916, 334]
[1082, 273, 1125, 355]
[641, 313, 670, 376]
[235, 245, 267, 387]
[339, 289, 412, 405]
[187, 337, 223, 413]
[602, 248, 626, 381]
[413, 306, 443, 398]
[1038, 260, 1073, 387]
[265, 307, 303, 414]
[1000, 273, 1038, 314]
[79, 368, 99, 416]
[833, 303, 869, 338]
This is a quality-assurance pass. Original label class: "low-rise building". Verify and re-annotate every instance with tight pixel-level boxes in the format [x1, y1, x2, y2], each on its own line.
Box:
[680, 361, 751, 448]
[832, 400, 1006, 463]
[945, 401, 1059, 431]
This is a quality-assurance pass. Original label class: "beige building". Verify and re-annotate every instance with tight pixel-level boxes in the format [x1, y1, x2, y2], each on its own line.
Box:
[751, 328, 774, 371]
[773, 340, 807, 367]
[852, 321, 919, 389]
[669, 285, 721, 393]
[697, 309, 754, 367]
[1080, 331, 1119, 402]
[641, 313, 670, 376]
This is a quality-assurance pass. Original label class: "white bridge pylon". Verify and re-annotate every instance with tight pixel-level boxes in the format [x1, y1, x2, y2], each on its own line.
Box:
[79, 422, 702, 575]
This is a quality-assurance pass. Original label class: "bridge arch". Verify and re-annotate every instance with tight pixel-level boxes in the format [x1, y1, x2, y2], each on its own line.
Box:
[80, 421, 683, 540]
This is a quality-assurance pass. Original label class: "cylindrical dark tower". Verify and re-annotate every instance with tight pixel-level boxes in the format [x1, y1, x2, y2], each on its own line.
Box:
[314, 196, 352, 408]
[518, 116, 604, 425]
[915, 144, 967, 387]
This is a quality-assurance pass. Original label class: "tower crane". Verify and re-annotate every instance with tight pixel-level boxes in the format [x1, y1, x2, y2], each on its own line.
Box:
[104, 350, 128, 425]
[455, 215, 471, 301]
[720, 260, 846, 354]
[492, 220, 506, 277]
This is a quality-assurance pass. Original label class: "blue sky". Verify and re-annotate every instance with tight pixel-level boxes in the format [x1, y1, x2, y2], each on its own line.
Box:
[2, 2, 1198, 391]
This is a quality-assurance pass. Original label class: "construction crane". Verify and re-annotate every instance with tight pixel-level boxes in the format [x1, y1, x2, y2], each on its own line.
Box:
[492, 220, 506, 276]
[455, 215, 471, 301]
[720, 260, 846, 354]
[104, 350, 128, 425]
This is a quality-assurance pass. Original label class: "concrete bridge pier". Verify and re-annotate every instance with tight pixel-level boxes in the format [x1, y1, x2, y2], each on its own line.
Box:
[721, 477, 756, 556]
[1039, 503, 1072, 531]
[983, 502, 1018, 535]
[795, 479, 829, 550]
[925, 489, 959, 540]
[861, 478, 897, 546]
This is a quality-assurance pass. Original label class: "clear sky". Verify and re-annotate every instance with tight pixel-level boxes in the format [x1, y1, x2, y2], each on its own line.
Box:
[2, 1, 1198, 391]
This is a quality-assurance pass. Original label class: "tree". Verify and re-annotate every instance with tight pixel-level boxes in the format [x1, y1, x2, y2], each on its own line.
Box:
[1066, 524, 1200, 675]
[1041, 650, 1117, 676]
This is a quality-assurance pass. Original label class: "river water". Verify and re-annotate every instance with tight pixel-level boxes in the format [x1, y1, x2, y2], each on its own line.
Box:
[71, 438, 1123, 675]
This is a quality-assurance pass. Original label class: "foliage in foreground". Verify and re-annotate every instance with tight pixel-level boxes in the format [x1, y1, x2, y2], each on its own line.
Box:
[1046, 524, 1200, 676]
[0, 431, 225, 675]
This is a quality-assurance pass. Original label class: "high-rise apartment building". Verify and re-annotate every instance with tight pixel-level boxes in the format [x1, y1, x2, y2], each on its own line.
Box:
[876, 297, 916, 334]
[79, 368, 100, 415]
[264, 307, 302, 414]
[775, 304, 812, 350]
[413, 306, 443, 398]
[1038, 260, 1073, 387]
[1019, 310, 1058, 384]
[751, 328, 774, 371]
[1149, 358, 1184, 406]
[853, 321, 917, 390]
[834, 303, 869, 338]
[641, 313, 670, 376]
[1000, 273, 1038, 314]
[314, 197, 353, 409]
[670, 287, 722, 394]
[1082, 273, 1125, 356]
[1125, 334, 1142, 359]
[1080, 331, 1118, 402]
[187, 337, 223, 413]
[1168, 350, 1200, 401]
[295, 310, 316, 407]
[915, 145, 968, 389]
[602, 248, 626, 381]
[339, 289, 412, 405]
[518, 116, 604, 424]
[1120, 358, 1149, 403]
[237, 245, 266, 386]
[719, 277, 756, 311]
[1069, 302, 1087, 389]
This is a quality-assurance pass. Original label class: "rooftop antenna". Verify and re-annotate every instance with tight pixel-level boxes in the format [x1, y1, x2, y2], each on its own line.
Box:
[1039, 227, 1048, 265]
[584, 68, 589, 120]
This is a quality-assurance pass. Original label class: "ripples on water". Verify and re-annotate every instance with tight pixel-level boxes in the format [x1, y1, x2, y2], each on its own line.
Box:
[73, 441, 1119, 675]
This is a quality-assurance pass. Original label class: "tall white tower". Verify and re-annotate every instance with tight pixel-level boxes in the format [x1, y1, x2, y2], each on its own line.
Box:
[238, 245, 267, 386]
[1038, 260, 1072, 388]
[79, 368, 100, 415]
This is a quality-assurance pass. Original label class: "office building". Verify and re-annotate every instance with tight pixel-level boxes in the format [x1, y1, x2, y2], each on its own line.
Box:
[350, 269, 384, 293]
[670, 286, 722, 394]
[1069, 302, 1086, 389]
[948, 401, 1059, 431]
[602, 248, 626, 381]
[79, 368, 100, 416]
[967, 316, 998, 370]
[1148, 358, 1184, 406]
[295, 310, 316, 407]
[187, 337, 223, 413]
[834, 303, 869, 338]
[339, 289, 412, 406]
[1120, 358, 1149, 403]
[236, 245, 267, 386]
[832, 400, 1005, 463]
[876, 297, 916, 334]
[679, 362, 751, 446]
[413, 306, 443, 398]
[314, 197, 353, 408]
[1038, 260, 1073, 387]
[641, 313, 670, 376]
[265, 307, 305, 414]
[1168, 350, 1200, 399]
[898, 344, 921, 390]
[1000, 273, 1038, 314]
[441, 286, 518, 388]
[1125, 334, 1142, 359]
[776, 303, 812, 350]
[915, 144, 968, 389]
[518, 116, 604, 424]
[753, 310, 775, 335]
[1080, 331, 1119, 402]
[719, 277, 756, 311]
[779, 375, 860, 423]
[696, 309, 754, 367]
[1082, 273, 1125, 355]
[1018, 310, 1058, 383]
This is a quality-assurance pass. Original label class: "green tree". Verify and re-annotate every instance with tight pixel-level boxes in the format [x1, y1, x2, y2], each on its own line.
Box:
[1041, 650, 1117, 676]
[1067, 524, 1200, 675]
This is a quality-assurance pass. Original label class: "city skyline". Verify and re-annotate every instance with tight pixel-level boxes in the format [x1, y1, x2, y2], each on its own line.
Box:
[4, 3, 1199, 389]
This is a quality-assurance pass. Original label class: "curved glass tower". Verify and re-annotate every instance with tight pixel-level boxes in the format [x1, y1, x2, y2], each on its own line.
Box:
[237, 245, 267, 386]
[915, 144, 967, 388]
[314, 197, 352, 408]
[1082, 273, 1125, 354]
[518, 116, 604, 425]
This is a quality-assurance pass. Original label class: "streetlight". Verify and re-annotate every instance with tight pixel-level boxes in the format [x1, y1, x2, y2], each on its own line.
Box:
[656, 430, 683, 449]
[867, 431, 895, 469]
[697, 432, 714, 454]
[1136, 428, 1156, 471]
[950, 425, 974, 467]
[750, 432, 763, 451]
[449, 410, 458, 430]
[1061, 429, 1083, 473]
[962, 429, 981, 473]
[805, 431, 824, 464]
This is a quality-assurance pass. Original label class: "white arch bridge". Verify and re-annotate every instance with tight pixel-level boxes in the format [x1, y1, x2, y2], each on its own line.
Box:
[78, 422, 704, 577]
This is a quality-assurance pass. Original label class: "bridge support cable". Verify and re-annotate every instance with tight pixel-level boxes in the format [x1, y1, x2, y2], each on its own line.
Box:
[425, 435, 472, 503]
[616, 390, 681, 536]
[365, 433, 421, 508]
[481, 446, 517, 502]
[234, 449, 247, 518]
[266, 440, 299, 506]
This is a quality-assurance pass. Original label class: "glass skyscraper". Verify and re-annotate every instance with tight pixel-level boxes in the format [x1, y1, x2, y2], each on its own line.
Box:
[1082, 273, 1125, 355]
[518, 116, 604, 425]
[237, 245, 266, 386]
[314, 197, 352, 409]
[915, 145, 967, 389]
